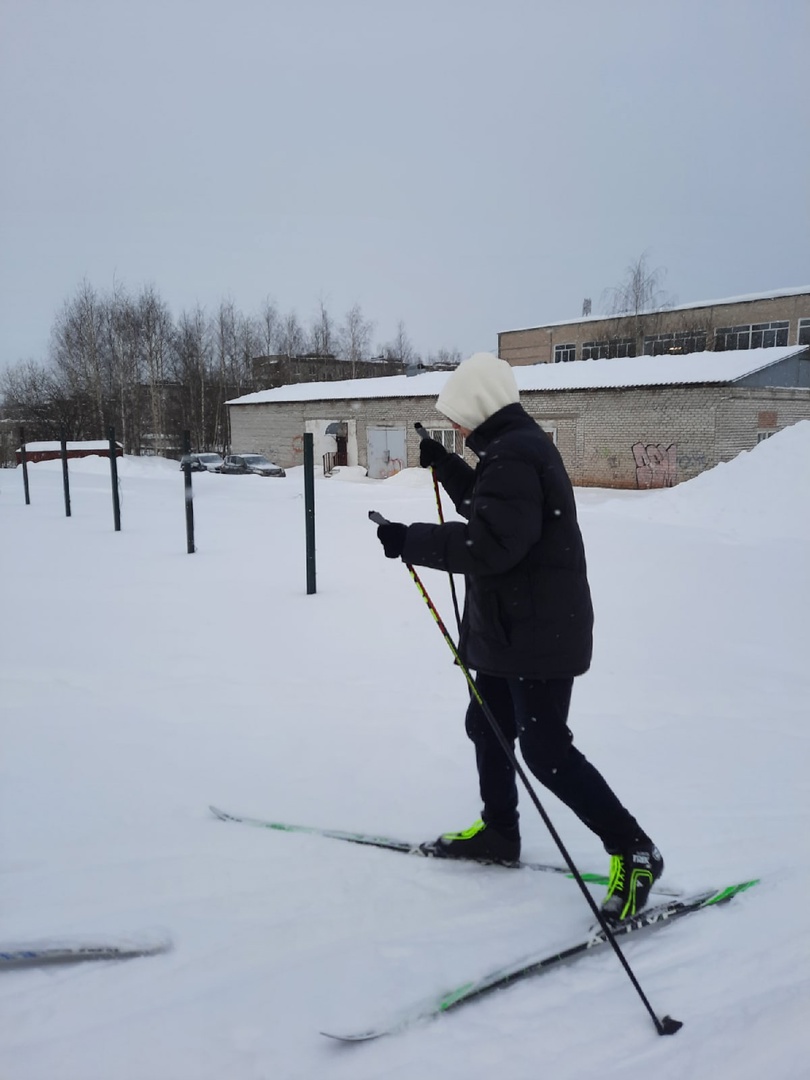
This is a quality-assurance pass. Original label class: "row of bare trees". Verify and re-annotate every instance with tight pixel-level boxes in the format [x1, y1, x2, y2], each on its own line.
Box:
[1, 282, 461, 464]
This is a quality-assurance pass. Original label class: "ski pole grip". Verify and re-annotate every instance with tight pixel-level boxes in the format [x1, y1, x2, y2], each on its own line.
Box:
[414, 422, 429, 440]
[368, 510, 389, 526]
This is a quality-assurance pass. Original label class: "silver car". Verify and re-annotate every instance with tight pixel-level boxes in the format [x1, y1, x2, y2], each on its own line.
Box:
[182, 453, 224, 473]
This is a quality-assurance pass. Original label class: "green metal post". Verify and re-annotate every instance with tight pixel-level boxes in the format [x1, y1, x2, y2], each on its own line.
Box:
[181, 430, 195, 554]
[303, 433, 316, 594]
[19, 426, 30, 505]
[60, 431, 72, 517]
[108, 427, 121, 531]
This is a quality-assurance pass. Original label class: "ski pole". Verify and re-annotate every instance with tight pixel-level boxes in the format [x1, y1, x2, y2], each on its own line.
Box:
[414, 422, 462, 634]
[369, 510, 682, 1038]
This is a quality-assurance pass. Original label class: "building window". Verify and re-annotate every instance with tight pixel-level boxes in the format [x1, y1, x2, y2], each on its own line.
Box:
[715, 325, 751, 350]
[798, 318, 810, 346]
[757, 430, 776, 443]
[428, 428, 464, 454]
[715, 322, 788, 351]
[539, 424, 558, 444]
[581, 338, 636, 360]
[751, 321, 789, 348]
[554, 343, 576, 363]
[643, 330, 707, 355]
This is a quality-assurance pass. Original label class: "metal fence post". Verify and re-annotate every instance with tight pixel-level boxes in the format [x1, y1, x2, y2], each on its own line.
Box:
[60, 431, 72, 517]
[108, 427, 121, 531]
[304, 433, 316, 594]
[19, 426, 30, 505]
[181, 430, 195, 554]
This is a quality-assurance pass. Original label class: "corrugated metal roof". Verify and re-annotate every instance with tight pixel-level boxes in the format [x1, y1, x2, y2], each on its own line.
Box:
[227, 346, 806, 406]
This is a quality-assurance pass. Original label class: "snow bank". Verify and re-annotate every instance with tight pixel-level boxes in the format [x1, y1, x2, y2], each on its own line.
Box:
[630, 420, 810, 541]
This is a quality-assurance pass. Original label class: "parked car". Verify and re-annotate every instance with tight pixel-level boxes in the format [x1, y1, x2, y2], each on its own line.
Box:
[182, 452, 224, 473]
[220, 454, 286, 477]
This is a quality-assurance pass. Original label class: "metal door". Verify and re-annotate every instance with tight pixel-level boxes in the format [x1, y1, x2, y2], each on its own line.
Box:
[367, 426, 406, 479]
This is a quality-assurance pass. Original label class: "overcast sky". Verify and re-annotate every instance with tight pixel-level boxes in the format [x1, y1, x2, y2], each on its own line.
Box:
[1, 0, 808, 371]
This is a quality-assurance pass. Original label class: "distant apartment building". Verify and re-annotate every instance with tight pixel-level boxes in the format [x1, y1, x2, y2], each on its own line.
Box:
[252, 353, 406, 388]
[250, 353, 460, 390]
[498, 287, 810, 367]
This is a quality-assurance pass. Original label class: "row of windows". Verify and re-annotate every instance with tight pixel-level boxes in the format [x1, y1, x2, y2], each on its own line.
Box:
[643, 331, 707, 355]
[715, 321, 789, 351]
[581, 338, 636, 360]
[553, 319, 809, 362]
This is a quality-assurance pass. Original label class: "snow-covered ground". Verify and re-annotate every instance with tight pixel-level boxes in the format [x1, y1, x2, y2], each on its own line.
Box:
[1, 425, 808, 1080]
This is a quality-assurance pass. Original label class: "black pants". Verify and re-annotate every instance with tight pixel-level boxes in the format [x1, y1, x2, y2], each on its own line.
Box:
[465, 673, 646, 853]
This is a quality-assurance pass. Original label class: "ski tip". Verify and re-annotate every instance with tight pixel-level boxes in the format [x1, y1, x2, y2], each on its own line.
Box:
[706, 878, 760, 905]
[320, 1030, 382, 1043]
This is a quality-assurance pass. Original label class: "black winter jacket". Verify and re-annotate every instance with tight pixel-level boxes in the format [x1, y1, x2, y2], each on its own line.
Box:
[401, 403, 593, 679]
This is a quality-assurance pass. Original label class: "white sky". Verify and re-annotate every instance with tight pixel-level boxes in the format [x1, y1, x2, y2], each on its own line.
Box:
[1, 0, 808, 370]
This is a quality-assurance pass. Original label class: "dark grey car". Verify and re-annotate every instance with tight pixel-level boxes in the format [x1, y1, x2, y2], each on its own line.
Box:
[220, 454, 286, 477]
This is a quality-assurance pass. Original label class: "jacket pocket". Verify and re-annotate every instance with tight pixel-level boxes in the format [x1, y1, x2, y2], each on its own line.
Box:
[469, 585, 510, 647]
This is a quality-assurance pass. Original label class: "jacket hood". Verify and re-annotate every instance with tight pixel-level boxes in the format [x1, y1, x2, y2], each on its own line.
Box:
[436, 352, 520, 432]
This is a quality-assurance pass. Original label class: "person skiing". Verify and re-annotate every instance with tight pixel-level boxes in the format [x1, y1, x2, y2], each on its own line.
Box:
[374, 351, 663, 922]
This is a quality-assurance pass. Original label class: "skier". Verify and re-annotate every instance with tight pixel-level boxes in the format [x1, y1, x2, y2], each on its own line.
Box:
[375, 351, 663, 921]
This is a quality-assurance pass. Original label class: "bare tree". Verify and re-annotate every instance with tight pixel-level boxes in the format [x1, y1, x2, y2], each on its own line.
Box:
[138, 286, 174, 454]
[339, 303, 374, 378]
[259, 296, 281, 355]
[603, 251, 674, 316]
[235, 311, 263, 388]
[277, 309, 307, 358]
[381, 320, 417, 365]
[50, 281, 109, 433]
[169, 305, 216, 451]
[103, 282, 141, 453]
[308, 297, 336, 357]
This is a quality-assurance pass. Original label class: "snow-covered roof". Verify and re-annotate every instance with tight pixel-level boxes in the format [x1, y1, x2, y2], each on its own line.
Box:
[227, 346, 807, 405]
[504, 285, 810, 333]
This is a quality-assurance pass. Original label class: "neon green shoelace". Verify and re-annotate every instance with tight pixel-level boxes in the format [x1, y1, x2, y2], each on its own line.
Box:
[606, 854, 626, 898]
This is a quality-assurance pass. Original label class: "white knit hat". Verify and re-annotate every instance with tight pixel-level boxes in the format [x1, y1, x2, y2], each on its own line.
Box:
[436, 352, 520, 432]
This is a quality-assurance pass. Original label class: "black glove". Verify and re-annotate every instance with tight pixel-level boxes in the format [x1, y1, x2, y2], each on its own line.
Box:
[377, 522, 407, 559]
[419, 437, 448, 469]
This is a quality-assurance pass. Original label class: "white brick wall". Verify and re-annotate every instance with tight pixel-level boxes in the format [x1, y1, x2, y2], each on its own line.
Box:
[229, 385, 810, 489]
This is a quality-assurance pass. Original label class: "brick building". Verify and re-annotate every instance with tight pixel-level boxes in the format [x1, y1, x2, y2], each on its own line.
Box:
[251, 354, 407, 388]
[227, 345, 810, 488]
[498, 287, 810, 367]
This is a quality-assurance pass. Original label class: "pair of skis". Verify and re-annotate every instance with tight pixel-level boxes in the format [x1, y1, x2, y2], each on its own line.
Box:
[209, 806, 758, 1041]
[209, 804, 681, 891]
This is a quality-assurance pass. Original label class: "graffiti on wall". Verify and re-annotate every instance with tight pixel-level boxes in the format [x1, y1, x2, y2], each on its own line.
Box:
[632, 442, 677, 489]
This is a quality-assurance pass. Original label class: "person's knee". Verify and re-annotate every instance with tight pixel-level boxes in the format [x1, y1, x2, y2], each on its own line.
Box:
[521, 738, 584, 784]
[465, 705, 490, 743]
